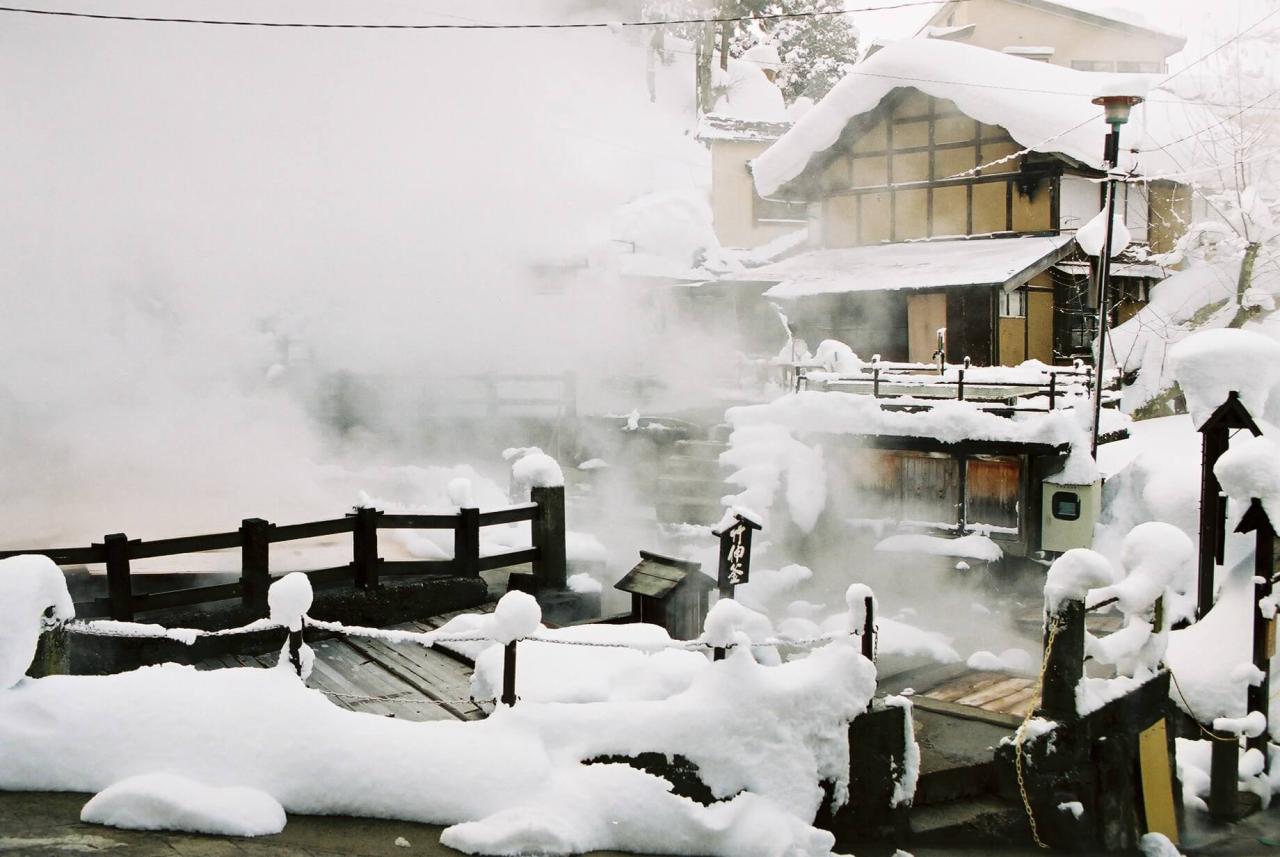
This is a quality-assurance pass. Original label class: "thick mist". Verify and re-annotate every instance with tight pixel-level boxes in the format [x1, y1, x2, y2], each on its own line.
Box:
[0, 1, 736, 545]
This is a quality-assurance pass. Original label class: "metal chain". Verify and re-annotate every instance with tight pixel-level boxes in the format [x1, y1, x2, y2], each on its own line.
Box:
[1013, 619, 1054, 854]
[1167, 669, 1242, 743]
[69, 615, 866, 653]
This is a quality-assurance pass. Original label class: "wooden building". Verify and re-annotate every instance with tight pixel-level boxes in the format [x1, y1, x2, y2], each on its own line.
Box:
[713, 39, 1208, 367]
[696, 114, 803, 251]
[914, 0, 1186, 73]
[614, 551, 715, 640]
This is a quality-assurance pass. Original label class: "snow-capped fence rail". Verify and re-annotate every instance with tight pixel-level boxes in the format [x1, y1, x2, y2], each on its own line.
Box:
[0, 485, 567, 623]
[796, 359, 1104, 415]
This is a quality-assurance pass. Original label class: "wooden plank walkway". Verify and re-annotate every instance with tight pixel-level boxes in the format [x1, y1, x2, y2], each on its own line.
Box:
[195, 602, 497, 723]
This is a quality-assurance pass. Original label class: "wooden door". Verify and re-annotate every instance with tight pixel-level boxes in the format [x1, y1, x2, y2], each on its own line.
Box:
[900, 452, 960, 527]
[907, 293, 947, 363]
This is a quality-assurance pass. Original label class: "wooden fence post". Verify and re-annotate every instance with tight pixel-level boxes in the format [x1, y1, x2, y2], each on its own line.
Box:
[352, 506, 381, 590]
[455, 507, 480, 577]
[530, 485, 567, 589]
[288, 619, 305, 677]
[1242, 501, 1275, 769]
[862, 595, 876, 662]
[501, 640, 517, 706]
[1037, 599, 1085, 722]
[103, 533, 133, 622]
[1048, 372, 1057, 410]
[1209, 731, 1239, 820]
[240, 518, 271, 614]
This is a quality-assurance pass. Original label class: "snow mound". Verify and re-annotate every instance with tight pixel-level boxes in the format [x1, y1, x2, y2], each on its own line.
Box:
[966, 648, 1035, 674]
[875, 533, 1002, 562]
[490, 591, 542, 645]
[511, 452, 565, 489]
[1215, 433, 1280, 523]
[1044, 549, 1115, 613]
[0, 555, 75, 690]
[1170, 328, 1280, 428]
[702, 599, 774, 650]
[1076, 208, 1131, 258]
[81, 773, 286, 837]
[447, 477, 475, 508]
[267, 572, 312, 632]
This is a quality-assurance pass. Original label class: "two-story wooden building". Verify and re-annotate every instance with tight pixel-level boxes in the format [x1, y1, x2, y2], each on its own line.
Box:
[715, 38, 1211, 366]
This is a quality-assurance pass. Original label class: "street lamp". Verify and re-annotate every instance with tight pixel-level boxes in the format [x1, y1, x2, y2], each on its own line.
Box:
[1088, 91, 1143, 459]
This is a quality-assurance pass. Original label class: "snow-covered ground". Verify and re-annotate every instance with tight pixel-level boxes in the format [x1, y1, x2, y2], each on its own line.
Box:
[1, 562, 888, 856]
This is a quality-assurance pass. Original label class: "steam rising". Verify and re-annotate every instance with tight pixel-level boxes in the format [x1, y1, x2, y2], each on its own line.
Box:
[0, 0, 727, 544]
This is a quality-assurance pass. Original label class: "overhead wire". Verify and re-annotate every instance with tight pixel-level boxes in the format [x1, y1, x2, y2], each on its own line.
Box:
[0, 0, 957, 30]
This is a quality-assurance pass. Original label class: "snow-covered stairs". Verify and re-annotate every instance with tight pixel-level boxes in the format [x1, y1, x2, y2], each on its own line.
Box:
[654, 428, 731, 527]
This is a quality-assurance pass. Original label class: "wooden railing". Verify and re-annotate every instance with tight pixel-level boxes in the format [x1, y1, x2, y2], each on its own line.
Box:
[796, 358, 1103, 414]
[0, 485, 567, 622]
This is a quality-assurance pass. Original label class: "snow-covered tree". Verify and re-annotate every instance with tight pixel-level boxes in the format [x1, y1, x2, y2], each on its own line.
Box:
[729, 0, 859, 102]
[640, 0, 858, 109]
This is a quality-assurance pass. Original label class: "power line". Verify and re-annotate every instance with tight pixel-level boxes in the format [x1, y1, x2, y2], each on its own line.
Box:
[0, 0, 953, 30]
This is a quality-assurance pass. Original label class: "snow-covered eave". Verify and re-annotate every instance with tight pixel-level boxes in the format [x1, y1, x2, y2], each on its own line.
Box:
[722, 233, 1076, 299]
[815, 429, 1069, 457]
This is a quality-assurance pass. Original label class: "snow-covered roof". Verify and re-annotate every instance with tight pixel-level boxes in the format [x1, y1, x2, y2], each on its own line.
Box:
[921, 0, 1186, 46]
[752, 39, 1216, 198]
[695, 114, 792, 144]
[739, 234, 1075, 298]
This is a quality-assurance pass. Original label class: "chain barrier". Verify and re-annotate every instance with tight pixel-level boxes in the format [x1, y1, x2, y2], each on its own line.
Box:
[1014, 616, 1060, 851]
[66, 613, 871, 662]
[1167, 669, 1244, 744]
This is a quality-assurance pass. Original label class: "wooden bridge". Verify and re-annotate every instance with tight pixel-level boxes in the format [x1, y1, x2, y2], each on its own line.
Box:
[196, 603, 498, 723]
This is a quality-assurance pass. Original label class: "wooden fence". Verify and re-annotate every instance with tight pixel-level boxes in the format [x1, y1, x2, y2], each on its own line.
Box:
[0, 485, 567, 623]
[797, 360, 1099, 414]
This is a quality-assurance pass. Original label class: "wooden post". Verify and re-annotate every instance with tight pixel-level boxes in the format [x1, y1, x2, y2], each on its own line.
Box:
[287, 619, 305, 677]
[1037, 599, 1085, 721]
[1209, 731, 1239, 821]
[713, 645, 726, 662]
[1248, 511, 1275, 767]
[872, 366, 881, 398]
[1198, 428, 1226, 619]
[352, 506, 381, 590]
[455, 506, 481, 577]
[862, 595, 875, 662]
[501, 640, 517, 706]
[1048, 372, 1057, 410]
[957, 367, 966, 401]
[530, 485, 566, 589]
[240, 518, 271, 614]
[103, 533, 133, 622]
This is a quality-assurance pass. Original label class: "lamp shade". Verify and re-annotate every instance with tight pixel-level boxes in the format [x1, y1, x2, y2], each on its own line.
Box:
[1091, 93, 1144, 126]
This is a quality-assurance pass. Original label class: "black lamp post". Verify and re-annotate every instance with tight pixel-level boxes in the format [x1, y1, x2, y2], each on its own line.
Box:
[1089, 92, 1143, 459]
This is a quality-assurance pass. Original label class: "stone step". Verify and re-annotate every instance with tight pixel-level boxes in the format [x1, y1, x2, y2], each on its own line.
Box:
[914, 759, 995, 806]
[908, 795, 1027, 846]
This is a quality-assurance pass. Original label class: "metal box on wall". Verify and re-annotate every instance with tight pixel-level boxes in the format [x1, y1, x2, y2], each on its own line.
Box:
[1040, 479, 1100, 552]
